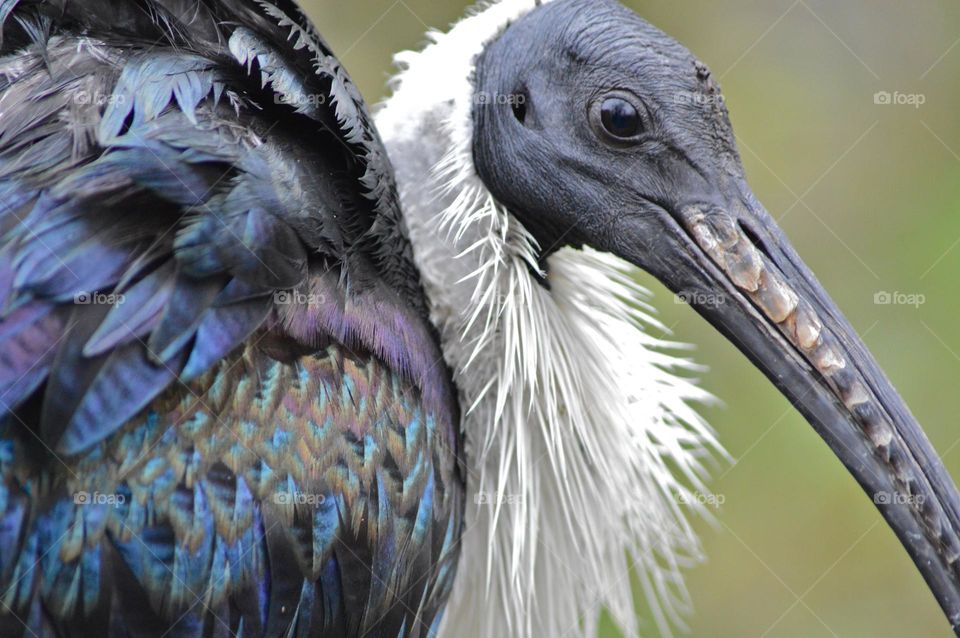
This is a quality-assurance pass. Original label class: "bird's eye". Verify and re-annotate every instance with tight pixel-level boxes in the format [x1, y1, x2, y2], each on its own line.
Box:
[599, 97, 641, 138]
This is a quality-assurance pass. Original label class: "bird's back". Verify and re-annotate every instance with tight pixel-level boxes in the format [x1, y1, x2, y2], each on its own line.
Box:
[0, 2, 463, 636]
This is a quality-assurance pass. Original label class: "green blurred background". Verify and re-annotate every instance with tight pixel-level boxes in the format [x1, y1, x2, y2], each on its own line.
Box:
[301, 1, 960, 636]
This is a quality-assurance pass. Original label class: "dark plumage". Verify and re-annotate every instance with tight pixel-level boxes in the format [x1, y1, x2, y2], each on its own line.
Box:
[0, 1, 463, 636]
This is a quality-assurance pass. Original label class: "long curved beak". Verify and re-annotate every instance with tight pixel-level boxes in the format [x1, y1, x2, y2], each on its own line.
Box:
[611, 183, 960, 633]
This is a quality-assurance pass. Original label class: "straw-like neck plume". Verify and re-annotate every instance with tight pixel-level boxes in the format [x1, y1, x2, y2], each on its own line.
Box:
[376, 1, 725, 636]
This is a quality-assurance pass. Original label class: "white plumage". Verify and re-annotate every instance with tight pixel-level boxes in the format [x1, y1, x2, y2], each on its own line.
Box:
[376, 1, 727, 635]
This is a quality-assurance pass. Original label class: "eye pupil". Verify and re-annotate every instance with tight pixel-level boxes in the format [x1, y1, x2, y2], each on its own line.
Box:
[600, 97, 640, 138]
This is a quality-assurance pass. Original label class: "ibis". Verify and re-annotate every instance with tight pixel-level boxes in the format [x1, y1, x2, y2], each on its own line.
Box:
[0, 0, 958, 637]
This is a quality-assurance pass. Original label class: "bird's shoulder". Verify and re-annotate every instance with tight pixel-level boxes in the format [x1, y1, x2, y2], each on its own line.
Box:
[0, 0, 451, 454]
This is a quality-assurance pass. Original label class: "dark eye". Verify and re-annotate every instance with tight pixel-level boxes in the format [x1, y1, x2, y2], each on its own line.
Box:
[599, 97, 641, 138]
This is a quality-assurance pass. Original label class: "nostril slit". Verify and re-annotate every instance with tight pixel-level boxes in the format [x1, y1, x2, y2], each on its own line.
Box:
[512, 87, 528, 124]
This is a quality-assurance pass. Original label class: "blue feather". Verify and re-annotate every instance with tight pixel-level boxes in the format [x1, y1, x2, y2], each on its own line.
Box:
[58, 342, 187, 454]
[84, 260, 177, 357]
[99, 54, 219, 143]
[147, 273, 224, 363]
[181, 297, 270, 381]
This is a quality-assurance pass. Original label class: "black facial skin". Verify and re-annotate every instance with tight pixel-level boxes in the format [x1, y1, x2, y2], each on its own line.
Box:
[472, 0, 960, 632]
[474, 0, 731, 258]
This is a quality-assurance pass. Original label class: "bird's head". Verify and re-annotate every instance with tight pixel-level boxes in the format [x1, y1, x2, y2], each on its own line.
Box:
[473, 0, 960, 626]
[473, 0, 739, 266]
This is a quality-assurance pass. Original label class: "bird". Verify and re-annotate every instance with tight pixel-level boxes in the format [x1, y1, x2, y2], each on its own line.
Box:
[1, 1, 959, 638]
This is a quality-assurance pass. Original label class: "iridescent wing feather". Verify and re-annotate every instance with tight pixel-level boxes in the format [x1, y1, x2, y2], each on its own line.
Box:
[0, 1, 463, 636]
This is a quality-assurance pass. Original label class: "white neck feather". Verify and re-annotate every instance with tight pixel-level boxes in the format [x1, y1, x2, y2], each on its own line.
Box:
[376, 2, 727, 636]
